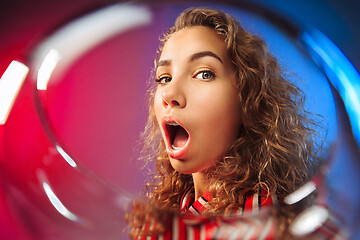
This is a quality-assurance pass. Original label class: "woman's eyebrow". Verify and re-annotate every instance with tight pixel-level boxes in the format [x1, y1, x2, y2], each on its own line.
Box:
[156, 59, 171, 69]
[156, 51, 223, 69]
[190, 51, 223, 64]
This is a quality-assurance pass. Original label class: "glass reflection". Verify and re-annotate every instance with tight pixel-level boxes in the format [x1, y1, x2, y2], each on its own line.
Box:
[299, 29, 360, 148]
[284, 181, 317, 205]
[290, 205, 329, 236]
[32, 4, 152, 88]
[0, 61, 29, 124]
[42, 180, 80, 222]
[55, 145, 77, 168]
[37, 49, 61, 91]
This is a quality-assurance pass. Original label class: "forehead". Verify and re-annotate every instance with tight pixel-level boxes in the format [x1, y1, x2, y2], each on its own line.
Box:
[159, 26, 229, 62]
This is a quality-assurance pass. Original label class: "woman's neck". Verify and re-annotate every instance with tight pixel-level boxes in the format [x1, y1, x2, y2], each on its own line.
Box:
[192, 172, 209, 200]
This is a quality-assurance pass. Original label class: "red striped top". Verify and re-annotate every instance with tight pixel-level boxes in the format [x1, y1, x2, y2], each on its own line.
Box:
[134, 187, 346, 239]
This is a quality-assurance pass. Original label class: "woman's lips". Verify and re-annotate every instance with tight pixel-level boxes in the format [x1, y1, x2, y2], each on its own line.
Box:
[161, 117, 191, 159]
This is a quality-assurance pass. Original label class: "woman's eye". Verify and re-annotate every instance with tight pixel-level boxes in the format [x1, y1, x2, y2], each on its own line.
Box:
[156, 76, 172, 84]
[194, 70, 215, 80]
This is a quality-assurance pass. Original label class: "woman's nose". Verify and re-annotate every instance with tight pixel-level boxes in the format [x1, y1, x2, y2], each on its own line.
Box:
[161, 80, 186, 108]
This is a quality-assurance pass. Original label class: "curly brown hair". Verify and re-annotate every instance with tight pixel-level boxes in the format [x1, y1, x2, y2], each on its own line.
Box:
[130, 7, 321, 237]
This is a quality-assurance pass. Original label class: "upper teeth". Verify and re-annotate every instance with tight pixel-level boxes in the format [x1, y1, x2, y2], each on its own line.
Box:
[167, 122, 179, 126]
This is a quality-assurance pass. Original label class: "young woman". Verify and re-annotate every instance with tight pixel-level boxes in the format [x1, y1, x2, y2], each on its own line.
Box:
[129, 7, 342, 239]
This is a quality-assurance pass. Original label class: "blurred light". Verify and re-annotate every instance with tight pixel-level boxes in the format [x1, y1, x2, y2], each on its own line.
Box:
[115, 191, 133, 208]
[42, 180, 80, 222]
[56, 145, 77, 168]
[299, 28, 360, 148]
[0, 61, 29, 125]
[290, 205, 329, 236]
[284, 181, 316, 205]
[37, 49, 61, 90]
[32, 3, 152, 85]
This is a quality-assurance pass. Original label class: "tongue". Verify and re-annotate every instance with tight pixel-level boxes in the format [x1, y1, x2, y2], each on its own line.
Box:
[173, 127, 188, 148]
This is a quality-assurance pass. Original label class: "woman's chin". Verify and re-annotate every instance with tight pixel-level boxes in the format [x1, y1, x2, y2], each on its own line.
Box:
[169, 159, 213, 175]
[170, 162, 192, 175]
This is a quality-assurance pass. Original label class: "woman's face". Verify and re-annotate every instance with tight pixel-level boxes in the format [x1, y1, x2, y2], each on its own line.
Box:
[154, 26, 242, 174]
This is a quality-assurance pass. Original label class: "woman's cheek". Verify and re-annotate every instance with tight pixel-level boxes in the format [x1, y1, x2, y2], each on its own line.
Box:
[153, 90, 162, 120]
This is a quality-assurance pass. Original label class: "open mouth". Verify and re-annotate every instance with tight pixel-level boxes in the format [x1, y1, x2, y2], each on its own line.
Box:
[165, 122, 189, 150]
